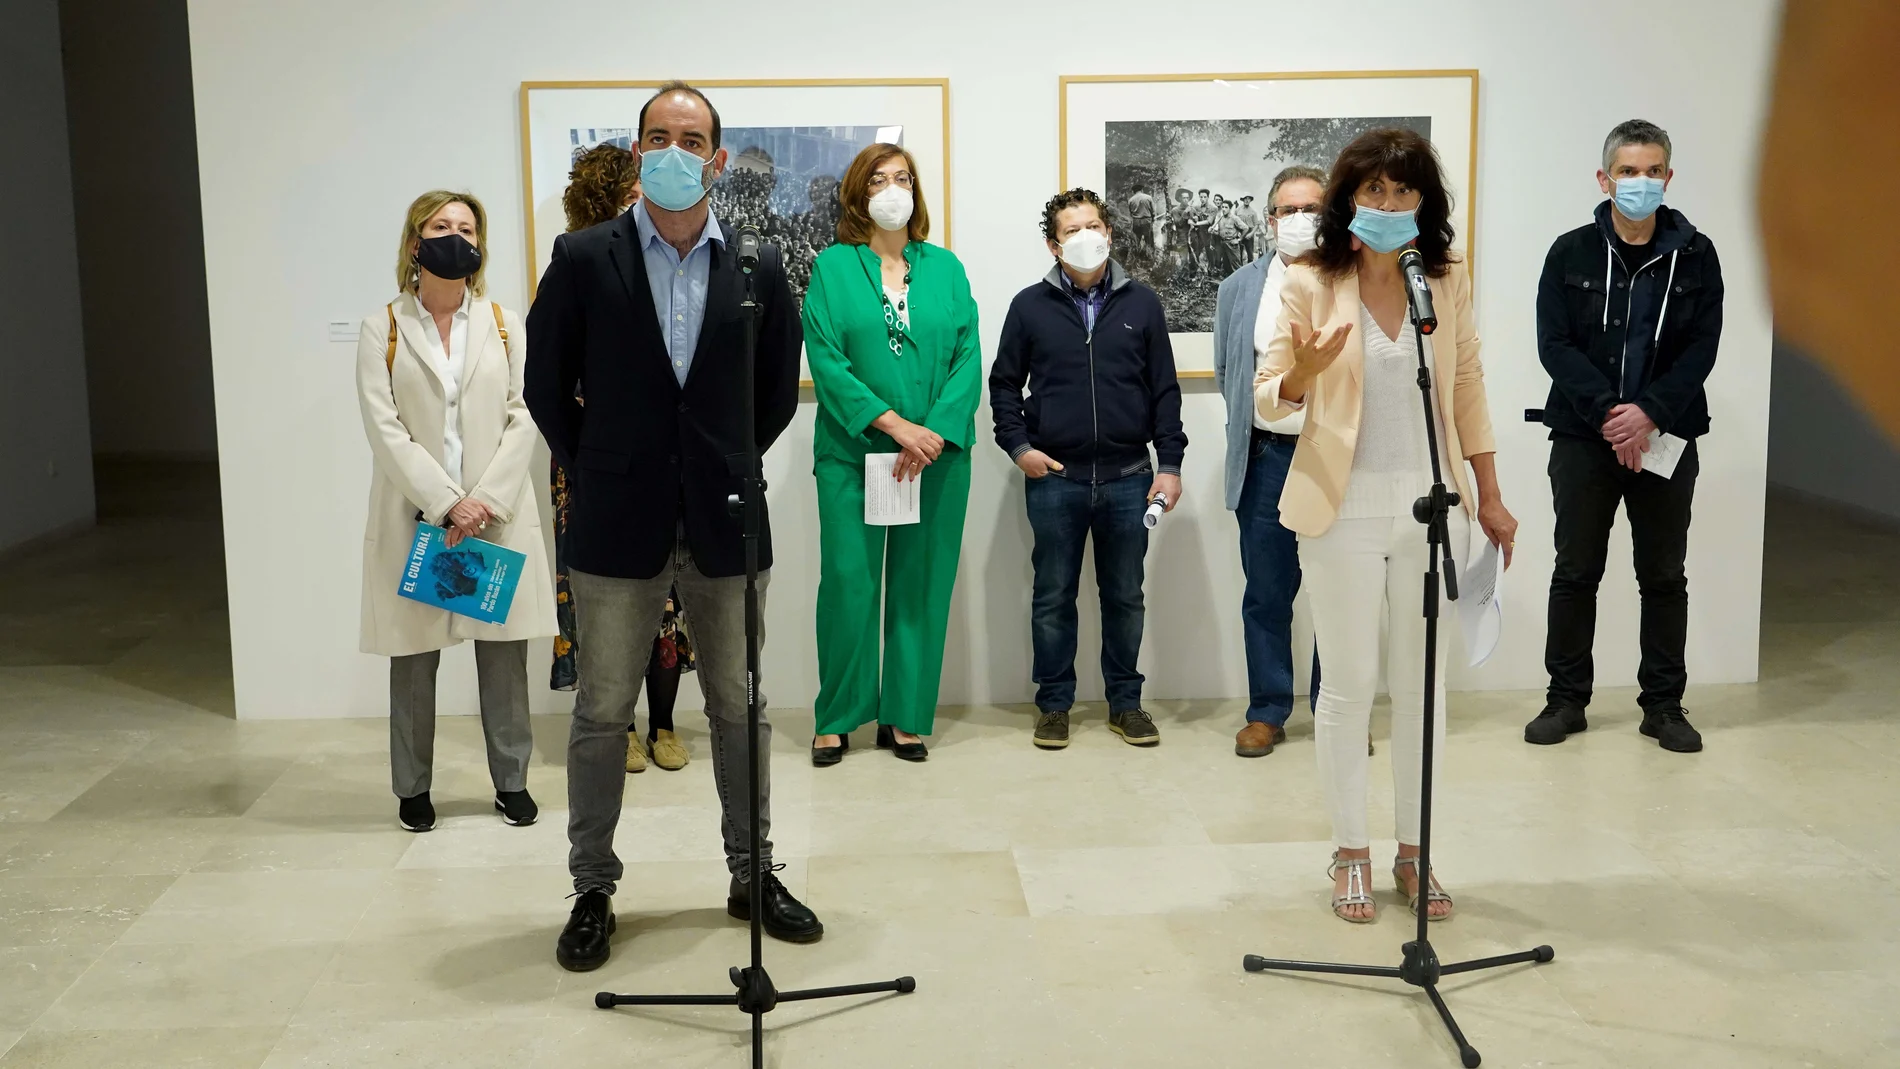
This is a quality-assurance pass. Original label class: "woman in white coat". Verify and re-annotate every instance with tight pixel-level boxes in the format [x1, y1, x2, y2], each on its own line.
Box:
[357, 189, 557, 834]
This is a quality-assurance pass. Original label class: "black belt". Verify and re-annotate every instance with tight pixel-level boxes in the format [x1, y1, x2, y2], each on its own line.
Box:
[1252, 428, 1299, 447]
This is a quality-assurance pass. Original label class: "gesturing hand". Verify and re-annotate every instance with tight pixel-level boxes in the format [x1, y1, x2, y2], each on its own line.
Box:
[1289, 322, 1353, 376]
[1016, 449, 1065, 479]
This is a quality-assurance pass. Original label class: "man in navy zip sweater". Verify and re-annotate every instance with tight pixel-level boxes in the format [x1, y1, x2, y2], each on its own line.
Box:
[1529, 119, 1723, 754]
[991, 188, 1187, 751]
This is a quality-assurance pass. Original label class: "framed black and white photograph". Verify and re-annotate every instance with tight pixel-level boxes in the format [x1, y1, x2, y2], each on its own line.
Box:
[520, 80, 952, 303]
[1061, 71, 1478, 374]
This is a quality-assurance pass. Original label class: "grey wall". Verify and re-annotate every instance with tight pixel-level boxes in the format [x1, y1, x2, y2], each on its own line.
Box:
[0, 0, 96, 553]
[60, 0, 217, 459]
[1768, 341, 1900, 528]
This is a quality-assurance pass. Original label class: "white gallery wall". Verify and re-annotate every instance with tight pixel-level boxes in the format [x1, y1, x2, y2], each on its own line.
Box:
[186, 0, 1779, 719]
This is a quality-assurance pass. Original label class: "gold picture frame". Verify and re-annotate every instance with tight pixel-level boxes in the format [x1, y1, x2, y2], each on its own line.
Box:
[1059, 70, 1480, 378]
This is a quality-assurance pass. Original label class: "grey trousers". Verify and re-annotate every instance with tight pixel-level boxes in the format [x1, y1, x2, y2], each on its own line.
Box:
[389, 639, 533, 799]
[567, 546, 771, 896]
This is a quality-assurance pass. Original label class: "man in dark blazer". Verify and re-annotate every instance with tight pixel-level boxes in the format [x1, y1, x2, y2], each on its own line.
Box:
[525, 81, 817, 973]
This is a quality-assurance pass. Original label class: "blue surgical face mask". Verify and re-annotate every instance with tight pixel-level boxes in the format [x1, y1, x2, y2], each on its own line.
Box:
[1612, 176, 1665, 221]
[1348, 204, 1419, 254]
[638, 144, 714, 212]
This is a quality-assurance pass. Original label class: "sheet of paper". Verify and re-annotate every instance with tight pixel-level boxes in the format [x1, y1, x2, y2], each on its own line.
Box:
[1641, 430, 1688, 479]
[864, 453, 921, 526]
[1457, 537, 1503, 668]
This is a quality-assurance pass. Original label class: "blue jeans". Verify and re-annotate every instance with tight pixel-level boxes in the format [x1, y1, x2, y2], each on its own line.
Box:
[1026, 471, 1149, 714]
[1237, 433, 1319, 726]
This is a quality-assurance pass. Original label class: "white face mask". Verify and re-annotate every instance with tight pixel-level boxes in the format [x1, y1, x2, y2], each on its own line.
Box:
[867, 186, 914, 231]
[1273, 210, 1319, 258]
[1058, 228, 1111, 272]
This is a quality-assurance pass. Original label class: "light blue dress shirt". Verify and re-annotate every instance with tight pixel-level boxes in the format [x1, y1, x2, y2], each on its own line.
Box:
[631, 199, 725, 387]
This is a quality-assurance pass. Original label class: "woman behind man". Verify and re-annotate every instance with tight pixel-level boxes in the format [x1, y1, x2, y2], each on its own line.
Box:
[1256, 130, 1518, 923]
[356, 190, 556, 833]
[551, 144, 695, 775]
[803, 143, 982, 765]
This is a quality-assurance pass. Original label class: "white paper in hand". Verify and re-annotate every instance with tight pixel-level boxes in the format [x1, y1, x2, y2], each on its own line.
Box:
[1457, 537, 1504, 668]
[1641, 430, 1689, 480]
[864, 453, 921, 526]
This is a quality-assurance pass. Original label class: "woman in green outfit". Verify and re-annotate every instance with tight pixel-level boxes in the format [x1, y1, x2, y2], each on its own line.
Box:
[803, 143, 982, 766]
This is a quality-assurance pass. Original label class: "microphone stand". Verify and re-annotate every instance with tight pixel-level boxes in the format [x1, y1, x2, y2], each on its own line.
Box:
[594, 240, 917, 1067]
[1239, 270, 1554, 1068]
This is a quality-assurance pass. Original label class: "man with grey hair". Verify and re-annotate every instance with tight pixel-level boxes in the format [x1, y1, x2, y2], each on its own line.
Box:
[1527, 118, 1724, 754]
[1214, 163, 1331, 759]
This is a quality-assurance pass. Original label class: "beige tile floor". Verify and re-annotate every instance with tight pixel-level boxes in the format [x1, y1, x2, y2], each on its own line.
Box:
[1, 465, 1897, 1067]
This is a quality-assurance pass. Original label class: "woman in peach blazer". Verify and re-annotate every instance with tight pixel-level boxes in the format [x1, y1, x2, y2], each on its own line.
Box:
[1255, 130, 1517, 925]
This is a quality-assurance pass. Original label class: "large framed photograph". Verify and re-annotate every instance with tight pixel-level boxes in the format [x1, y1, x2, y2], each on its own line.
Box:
[1060, 71, 1478, 375]
[519, 79, 951, 305]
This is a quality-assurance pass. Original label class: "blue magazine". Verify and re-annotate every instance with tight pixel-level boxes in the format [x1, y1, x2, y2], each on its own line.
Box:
[396, 521, 526, 625]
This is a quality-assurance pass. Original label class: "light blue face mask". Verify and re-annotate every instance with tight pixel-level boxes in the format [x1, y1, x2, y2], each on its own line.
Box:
[1348, 205, 1419, 254]
[639, 144, 713, 212]
[1613, 176, 1665, 221]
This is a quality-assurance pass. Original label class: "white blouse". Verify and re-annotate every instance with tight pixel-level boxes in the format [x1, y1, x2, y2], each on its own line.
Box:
[1339, 302, 1445, 519]
[414, 289, 471, 486]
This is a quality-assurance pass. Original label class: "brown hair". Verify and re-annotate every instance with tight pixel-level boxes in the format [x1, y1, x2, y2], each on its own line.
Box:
[836, 143, 930, 246]
[640, 80, 721, 149]
[395, 190, 488, 297]
[1304, 128, 1459, 280]
[563, 144, 639, 233]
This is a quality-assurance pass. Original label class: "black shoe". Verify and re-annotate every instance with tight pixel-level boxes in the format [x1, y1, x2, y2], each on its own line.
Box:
[727, 867, 824, 944]
[1033, 710, 1071, 750]
[556, 890, 616, 972]
[397, 792, 435, 833]
[1108, 709, 1160, 746]
[811, 734, 849, 767]
[1640, 706, 1704, 753]
[1524, 704, 1588, 745]
[495, 789, 538, 826]
[876, 725, 928, 762]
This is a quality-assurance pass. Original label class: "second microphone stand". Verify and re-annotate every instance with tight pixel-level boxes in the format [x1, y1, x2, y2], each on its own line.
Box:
[594, 238, 916, 1068]
[1240, 259, 1554, 1068]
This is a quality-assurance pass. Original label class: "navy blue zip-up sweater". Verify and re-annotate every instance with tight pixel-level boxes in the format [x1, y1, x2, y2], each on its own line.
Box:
[1536, 202, 1723, 440]
[989, 261, 1187, 482]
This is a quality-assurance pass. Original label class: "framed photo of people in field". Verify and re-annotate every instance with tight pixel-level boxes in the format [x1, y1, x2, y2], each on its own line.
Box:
[1059, 71, 1478, 375]
[519, 79, 953, 305]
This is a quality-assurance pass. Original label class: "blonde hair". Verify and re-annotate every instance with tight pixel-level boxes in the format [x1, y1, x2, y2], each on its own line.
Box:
[395, 190, 489, 296]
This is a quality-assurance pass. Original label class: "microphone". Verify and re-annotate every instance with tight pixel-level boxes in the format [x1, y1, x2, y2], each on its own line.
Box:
[1397, 248, 1437, 335]
[737, 226, 761, 275]
[1143, 493, 1168, 529]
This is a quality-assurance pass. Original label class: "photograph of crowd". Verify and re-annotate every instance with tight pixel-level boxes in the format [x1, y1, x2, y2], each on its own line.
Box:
[1103, 115, 1431, 333]
[568, 124, 897, 304]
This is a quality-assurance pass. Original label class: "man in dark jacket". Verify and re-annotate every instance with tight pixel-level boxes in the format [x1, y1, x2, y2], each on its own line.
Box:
[525, 82, 819, 972]
[990, 188, 1187, 752]
[1527, 119, 1723, 754]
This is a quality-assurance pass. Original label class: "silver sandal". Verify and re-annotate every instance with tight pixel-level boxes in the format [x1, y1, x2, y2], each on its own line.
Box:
[1393, 856, 1454, 920]
[1328, 852, 1376, 924]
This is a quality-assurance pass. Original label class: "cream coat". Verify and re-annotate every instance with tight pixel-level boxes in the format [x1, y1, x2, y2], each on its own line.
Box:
[356, 292, 557, 657]
[1254, 261, 1497, 538]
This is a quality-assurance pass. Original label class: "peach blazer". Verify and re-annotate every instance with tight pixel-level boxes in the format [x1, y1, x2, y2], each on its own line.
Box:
[1253, 261, 1496, 538]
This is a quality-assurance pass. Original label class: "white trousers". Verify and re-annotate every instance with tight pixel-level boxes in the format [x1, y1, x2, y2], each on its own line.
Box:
[1300, 510, 1470, 850]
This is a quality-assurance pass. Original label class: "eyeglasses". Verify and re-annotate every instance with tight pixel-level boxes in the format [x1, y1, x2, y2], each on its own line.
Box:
[867, 172, 915, 192]
[1270, 206, 1322, 219]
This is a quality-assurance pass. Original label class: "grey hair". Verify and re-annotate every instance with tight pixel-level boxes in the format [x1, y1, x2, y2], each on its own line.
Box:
[1602, 119, 1671, 172]
[1268, 165, 1328, 206]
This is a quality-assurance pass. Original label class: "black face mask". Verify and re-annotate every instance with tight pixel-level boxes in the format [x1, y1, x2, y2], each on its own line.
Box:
[415, 234, 482, 281]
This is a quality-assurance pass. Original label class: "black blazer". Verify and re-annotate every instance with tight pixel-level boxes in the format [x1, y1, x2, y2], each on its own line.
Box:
[525, 212, 801, 580]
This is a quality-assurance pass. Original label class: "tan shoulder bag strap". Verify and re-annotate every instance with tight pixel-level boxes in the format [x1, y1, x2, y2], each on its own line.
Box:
[384, 303, 398, 374]
[491, 302, 508, 344]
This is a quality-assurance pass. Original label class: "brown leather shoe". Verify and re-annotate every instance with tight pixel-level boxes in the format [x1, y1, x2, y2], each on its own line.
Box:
[1235, 722, 1286, 758]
